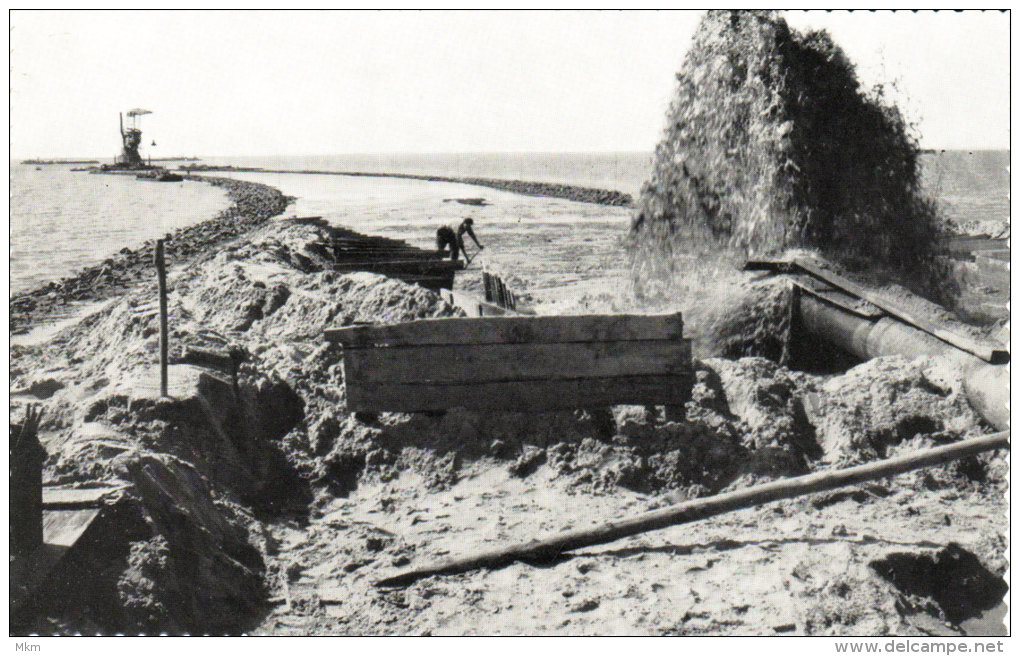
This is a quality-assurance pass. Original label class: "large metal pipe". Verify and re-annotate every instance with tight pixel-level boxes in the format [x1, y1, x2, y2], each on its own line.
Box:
[797, 291, 1008, 431]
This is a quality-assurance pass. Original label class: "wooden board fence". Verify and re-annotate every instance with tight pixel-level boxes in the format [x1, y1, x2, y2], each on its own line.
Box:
[326, 313, 692, 413]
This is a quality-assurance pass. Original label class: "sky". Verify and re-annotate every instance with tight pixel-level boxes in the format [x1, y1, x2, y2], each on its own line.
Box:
[9, 10, 1010, 158]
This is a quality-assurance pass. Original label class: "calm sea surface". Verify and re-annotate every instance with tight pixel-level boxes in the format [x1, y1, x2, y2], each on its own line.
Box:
[10, 165, 231, 294]
[9, 150, 1008, 295]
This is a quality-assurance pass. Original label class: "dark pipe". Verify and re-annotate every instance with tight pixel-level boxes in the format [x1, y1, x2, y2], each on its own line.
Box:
[797, 291, 1008, 431]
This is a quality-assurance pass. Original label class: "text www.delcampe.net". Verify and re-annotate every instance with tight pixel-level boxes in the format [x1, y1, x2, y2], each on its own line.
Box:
[835, 641, 1005, 654]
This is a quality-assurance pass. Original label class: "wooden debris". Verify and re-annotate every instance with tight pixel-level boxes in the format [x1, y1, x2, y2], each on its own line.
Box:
[483, 271, 518, 311]
[327, 313, 683, 348]
[375, 431, 1009, 587]
[10, 406, 46, 558]
[42, 486, 123, 510]
[439, 289, 534, 317]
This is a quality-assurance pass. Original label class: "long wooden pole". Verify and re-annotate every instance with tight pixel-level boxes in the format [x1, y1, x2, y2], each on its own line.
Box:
[155, 239, 168, 397]
[376, 431, 1009, 587]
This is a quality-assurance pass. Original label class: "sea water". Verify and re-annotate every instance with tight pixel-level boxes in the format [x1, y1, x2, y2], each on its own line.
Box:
[200, 150, 1009, 227]
[9, 163, 231, 294]
[9, 150, 1008, 295]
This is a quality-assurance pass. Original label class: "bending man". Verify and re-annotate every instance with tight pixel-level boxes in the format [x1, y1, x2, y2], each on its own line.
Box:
[436, 217, 483, 261]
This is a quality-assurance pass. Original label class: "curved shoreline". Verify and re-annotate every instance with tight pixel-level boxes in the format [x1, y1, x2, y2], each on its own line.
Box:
[10, 175, 291, 333]
[182, 165, 635, 207]
[11, 165, 632, 333]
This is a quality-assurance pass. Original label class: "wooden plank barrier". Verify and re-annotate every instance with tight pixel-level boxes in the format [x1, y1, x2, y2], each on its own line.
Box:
[482, 271, 518, 311]
[325, 313, 692, 413]
[440, 289, 520, 317]
[154, 239, 169, 397]
[482, 272, 495, 305]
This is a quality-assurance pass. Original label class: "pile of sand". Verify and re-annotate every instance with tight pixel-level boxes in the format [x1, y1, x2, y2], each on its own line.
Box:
[630, 10, 944, 289]
[807, 355, 998, 492]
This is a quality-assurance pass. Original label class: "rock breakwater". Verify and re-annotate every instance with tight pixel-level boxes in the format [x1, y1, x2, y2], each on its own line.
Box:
[180, 165, 634, 207]
[10, 175, 291, 333]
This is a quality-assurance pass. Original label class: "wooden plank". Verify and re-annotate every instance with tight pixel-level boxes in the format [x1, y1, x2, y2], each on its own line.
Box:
[43, 508, 102, 548]
[975, 253, 1010, 277]
[155, 239, 169, 397]
[498, 279, 509, 308]
[333, 261, 464, 275]
[791, 258, 1009, 364]
[334, 252, 446, 263]
[346, 374, 694, 412]
[440, 289, 519, 317]
[330, 241, 434, 249]
[791, 280, 884, 319]
[333, 258, 464, 268]
[334, 248, 445, 256]
[331, 234, 409, 241]
[483, 272, 494, 303]
[43, 486, 121, 509]
[331, 243, 430, 250]
[391, 273, 456, 284]
[326, 313, 684, 348]
[375, 431, 1010, 586]
[344, 339, 692, 384]
[944, 235, 1008, 253]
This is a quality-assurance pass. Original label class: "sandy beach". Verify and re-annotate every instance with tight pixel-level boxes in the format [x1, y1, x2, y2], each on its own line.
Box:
[9, 168, 1009, 636]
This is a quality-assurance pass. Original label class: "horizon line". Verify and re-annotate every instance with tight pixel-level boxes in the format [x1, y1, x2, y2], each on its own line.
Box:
[12, 146, 1011, 161]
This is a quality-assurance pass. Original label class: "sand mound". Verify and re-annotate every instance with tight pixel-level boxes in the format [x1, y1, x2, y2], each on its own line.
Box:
[701, 357, 821, 484]
[810, 356, 983, 463]
[630, 10, 944, 290]
[805, 356, 998, 493]
[11, 218, 473, 633]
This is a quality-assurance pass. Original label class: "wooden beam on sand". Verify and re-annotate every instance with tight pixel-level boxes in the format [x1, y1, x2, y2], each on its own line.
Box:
[344, 340, 692, 384]
[326, 313, 684, 348]
[332, 259, 464, 273]
[375, 431, 1010, 587]
[346, 374, 695, 413]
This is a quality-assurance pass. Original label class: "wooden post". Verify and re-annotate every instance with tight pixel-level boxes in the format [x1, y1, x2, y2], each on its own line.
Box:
[498, 278, 507, 308]
[483, 272, 494, 304]
[155, 239, 168, 397]
[10, 406, 46, 559]
[375, 431, 1009, 587]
